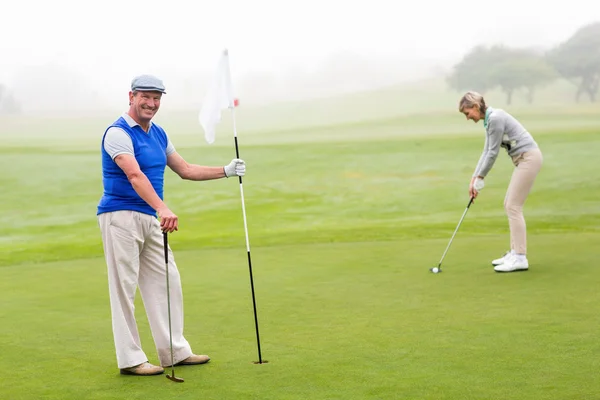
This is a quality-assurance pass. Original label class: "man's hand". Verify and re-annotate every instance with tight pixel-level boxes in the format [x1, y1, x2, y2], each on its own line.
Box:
[224, 159, 246, 177]
[158, 206, 178, 233]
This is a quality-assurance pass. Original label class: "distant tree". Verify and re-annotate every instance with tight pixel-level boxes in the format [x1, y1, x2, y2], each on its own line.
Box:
[10, 63, 106, 113]
[0, 83, 21, 115]
[488, 46, 557, 104]
[448, 45, 557, 104]
[547, 21, 600, 102]
[1, 93, 21, 114]
[446, 45, 498, 94]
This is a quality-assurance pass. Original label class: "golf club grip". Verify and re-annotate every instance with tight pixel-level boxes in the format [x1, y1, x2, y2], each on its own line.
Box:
[163, 232, 168, 264]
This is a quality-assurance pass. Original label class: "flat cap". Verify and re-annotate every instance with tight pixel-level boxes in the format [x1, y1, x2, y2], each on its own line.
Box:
[131, 74, 166, 94]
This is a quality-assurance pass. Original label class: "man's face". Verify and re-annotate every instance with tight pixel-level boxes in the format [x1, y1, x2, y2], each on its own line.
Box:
[129, 91, 162, 121]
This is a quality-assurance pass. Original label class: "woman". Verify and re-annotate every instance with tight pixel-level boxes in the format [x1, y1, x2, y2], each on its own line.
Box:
[459, 91, 543, 273]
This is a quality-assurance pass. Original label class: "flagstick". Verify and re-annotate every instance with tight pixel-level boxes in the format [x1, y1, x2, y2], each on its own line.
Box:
[229, 105, 267, 365]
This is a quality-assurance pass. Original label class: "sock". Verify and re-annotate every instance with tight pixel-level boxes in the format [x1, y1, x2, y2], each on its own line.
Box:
[515, 254, 527, 262]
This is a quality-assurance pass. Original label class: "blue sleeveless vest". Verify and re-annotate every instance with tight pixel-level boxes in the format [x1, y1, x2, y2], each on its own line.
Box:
[97, 116, 168, 217]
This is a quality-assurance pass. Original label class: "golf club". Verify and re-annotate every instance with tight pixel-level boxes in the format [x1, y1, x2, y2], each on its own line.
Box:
[163, 231, 184, 383]
[430, 196, 474, 274]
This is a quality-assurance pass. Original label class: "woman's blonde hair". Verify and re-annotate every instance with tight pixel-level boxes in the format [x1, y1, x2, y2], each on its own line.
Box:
[458, 91, 487, 114]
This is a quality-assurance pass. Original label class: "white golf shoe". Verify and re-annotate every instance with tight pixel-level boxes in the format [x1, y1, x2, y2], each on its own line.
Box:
[494, 253, 529, 272]
[492, 251, 513, 266]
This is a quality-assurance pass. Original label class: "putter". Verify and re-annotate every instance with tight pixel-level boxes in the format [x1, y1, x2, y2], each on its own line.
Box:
[163, 231, 184, 383]
[430, 196, 474, 274]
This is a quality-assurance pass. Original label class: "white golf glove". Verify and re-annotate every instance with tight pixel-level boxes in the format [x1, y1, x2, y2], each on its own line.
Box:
[474, 178, 485, 191]
[224, 158, 246, 177]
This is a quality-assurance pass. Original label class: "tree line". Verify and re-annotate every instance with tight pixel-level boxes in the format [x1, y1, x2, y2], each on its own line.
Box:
[0, 84, 20, 115]
[2, 21, 599, 114]
[447, 21, 600, 104]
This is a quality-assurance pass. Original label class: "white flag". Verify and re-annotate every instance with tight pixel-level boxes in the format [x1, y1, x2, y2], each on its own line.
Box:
[199, 49, 235, 144]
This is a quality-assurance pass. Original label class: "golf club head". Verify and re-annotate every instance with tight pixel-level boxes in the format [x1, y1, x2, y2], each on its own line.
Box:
[166, 374, 184, 383]
[429, 197, 474, 275]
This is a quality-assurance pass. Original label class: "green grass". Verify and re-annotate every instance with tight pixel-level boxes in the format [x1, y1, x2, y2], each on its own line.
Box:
[0, 92, 599, 399]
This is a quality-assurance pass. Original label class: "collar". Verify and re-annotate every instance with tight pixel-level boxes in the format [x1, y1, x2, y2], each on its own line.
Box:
[483, 107, 493, 128]
[122, 112, 153, 129]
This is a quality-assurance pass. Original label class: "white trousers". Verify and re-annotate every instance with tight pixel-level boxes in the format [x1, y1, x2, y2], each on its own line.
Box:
[98, 210, 193, 369]
[505, 148, 543, 255]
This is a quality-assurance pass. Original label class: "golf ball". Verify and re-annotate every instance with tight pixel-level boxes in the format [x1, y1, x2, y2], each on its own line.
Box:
[431, 267, 440, 273]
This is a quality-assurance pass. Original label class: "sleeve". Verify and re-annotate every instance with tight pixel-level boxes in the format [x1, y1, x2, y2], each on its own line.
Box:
[472, 139, 488, 178]
[166, 134, 176, 156]
[473, 116, 505, 178]
[103, 127, 134, 160]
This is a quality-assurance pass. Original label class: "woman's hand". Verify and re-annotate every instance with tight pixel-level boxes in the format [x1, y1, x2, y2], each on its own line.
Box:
[469, 176, 484, 200]
[469, 182, 478, 200]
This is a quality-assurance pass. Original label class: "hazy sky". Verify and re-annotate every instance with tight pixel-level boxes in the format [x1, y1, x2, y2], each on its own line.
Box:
[2, 0, 599, 110]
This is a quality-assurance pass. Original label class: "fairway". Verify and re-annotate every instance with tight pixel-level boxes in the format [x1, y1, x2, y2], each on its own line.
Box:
[1, 101, 599, 399]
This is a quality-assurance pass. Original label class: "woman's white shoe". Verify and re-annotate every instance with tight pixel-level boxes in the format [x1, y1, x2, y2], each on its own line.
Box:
[492, 251, 512, 266]
[494, 254, 529, 272]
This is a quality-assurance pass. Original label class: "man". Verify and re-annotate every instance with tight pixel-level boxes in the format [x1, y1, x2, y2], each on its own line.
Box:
[97, 74, 246, 376]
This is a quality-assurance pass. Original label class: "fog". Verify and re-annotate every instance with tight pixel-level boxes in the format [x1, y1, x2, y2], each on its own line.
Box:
[1, 0, 599, 114]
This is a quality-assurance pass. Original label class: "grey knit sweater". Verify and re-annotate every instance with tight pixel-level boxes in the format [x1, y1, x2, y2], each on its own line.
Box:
[473, 107, 539, 178]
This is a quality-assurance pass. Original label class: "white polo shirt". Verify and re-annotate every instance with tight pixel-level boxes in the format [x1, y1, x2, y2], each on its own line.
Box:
[104, 113, 176, 160]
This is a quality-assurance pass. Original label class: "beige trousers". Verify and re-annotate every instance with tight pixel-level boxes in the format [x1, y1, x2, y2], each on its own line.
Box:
[98, 210, 193, 369]
[504, 148, 543, 255]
